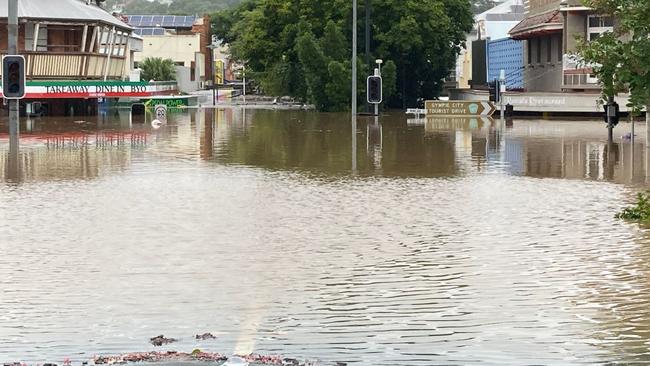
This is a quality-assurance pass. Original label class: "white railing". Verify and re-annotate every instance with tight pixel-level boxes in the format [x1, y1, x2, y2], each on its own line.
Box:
[0, 53, 126, 80]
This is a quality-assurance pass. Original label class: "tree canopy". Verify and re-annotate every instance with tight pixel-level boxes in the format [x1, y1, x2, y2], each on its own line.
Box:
[578, 0, 650, 112]
[139, 57, 177, 81]
[212, 0, 473, 110]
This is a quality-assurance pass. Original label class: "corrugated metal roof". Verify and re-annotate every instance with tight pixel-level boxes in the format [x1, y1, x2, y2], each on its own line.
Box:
[0, 0, 131, 30]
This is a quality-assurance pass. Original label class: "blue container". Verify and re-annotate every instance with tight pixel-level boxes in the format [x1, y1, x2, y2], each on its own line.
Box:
[487, 38, 524, 90]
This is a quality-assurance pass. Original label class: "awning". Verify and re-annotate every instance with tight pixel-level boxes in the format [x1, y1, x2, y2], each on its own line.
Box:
[509, 10, 563, 40]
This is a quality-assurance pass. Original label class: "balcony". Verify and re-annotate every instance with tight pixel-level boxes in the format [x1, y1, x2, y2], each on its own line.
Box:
[562, 54, 600, 90]
[0, 52, 125, 80]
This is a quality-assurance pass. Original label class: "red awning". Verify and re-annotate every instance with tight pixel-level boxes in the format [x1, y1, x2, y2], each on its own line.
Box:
[509, 10, 563, 40]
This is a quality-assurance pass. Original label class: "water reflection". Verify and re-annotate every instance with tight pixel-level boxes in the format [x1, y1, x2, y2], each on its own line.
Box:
[2, 110, 650, 364]
[0, 110, 648, 184]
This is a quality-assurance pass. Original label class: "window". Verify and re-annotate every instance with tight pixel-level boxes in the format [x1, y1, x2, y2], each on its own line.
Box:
[536, 37, 541, 64]
[558, 35, 563, 62]
[589, 16, 614, 28]
[25, 24, 48, 51]
[528, 39, 533, 65]
[588, 15, 614, 43]
[547, 37, 552, 63]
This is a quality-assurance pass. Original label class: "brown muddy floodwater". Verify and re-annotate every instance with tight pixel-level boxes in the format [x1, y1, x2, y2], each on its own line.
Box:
[2, 109, 650, 365]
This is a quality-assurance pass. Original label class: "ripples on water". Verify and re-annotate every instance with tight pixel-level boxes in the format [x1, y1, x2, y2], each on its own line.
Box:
[1, 110, 650, 364]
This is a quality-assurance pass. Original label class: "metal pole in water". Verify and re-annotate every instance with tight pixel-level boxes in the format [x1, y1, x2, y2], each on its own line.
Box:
[351, 0, 358, 172]
[352, 0, 357, 118]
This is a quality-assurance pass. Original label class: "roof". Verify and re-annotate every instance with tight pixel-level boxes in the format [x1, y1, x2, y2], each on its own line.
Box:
[475, 0, 525, 22]
[126, 15, 196, 28]
[509, 10, 563, 39]
[0, 0, 131, 30]
[473, 0, 525, 40]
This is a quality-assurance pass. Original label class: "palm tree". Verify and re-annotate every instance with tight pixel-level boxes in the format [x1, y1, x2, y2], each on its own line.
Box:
[139, 57, 177, 81]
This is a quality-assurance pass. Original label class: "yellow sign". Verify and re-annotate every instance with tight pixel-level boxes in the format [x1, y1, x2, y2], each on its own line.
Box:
[214, 60, 225, 85]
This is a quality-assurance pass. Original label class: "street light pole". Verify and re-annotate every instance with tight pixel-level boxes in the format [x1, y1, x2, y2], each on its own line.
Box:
[351, 0, 358, 172]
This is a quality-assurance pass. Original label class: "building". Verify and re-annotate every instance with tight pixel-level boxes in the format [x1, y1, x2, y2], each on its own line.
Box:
[454, 0, 525, 89]
[0, 0, 175, 116]
[125, 14, 212, 91]
[509, 0, 613, 92]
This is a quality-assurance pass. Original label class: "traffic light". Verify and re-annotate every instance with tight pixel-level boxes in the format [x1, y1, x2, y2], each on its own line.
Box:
[488, 79, 500, 103]
[2, 55, 25, 99]
[367, 76, 382, 104]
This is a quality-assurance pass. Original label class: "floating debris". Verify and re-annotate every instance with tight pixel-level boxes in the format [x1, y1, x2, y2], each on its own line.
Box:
[195, 332, 217, 340]
[149, 335, 177, 347]
[94, 351, 227, 364]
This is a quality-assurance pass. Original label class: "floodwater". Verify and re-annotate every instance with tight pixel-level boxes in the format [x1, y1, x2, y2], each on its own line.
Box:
[2, 109, 650, 365]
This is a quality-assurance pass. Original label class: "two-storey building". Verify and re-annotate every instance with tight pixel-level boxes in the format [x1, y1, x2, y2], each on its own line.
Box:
[509, 0, 613, 92]
[0, 0, 175, 116]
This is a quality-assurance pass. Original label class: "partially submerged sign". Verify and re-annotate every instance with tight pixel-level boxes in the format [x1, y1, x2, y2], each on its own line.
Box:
[425, 100, 496, 116]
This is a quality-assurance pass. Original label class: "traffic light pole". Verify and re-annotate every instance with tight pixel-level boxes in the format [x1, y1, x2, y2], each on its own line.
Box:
[8, 0, 18, 142]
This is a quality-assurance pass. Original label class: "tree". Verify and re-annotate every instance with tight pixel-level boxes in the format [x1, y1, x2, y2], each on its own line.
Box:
[139, 57, 177, 81]
[215, 0, 472, 111]
[578, 0, 650, 114]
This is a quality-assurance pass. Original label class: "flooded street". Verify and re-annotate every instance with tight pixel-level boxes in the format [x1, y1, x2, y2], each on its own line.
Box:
[2, 109, 650, 364]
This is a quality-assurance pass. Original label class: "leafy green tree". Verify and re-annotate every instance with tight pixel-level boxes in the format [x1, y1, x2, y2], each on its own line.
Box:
[215, 0, 472, 111]
[321, 20, 348, 62]
[382, 60, 397, 104]
[296, 31, 329, 109]
[325, 61, 350, 112]
[578, 0, 650, 114]
[139, 57, 177, 81]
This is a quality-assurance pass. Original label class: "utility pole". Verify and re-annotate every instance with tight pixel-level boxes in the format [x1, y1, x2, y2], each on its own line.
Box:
[365, 0, 371, 113]
[8, 0, 19, 142]
[351, 0, 358, 172]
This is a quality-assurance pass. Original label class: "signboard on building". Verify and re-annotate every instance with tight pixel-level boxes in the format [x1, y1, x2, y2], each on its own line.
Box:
[214, 60, 225, 85]
[0, 81, 177, 99]
[425, 100, 496, 116]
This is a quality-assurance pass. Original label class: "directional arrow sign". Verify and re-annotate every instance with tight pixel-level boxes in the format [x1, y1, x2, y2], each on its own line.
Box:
[425, 100, 496, 116]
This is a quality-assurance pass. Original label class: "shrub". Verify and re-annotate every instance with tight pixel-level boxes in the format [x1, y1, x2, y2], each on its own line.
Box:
[616, 192, 650, 221]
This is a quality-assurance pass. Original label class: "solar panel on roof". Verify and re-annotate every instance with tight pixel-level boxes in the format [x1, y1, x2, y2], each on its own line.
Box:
[129, 15, 142, 23]
[152, 16, 163, 25]
[153, 28, 165, 36]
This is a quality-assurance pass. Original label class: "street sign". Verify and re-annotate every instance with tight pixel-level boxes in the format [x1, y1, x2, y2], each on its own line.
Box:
[154, 104, 167, 122]
[425, 100, 496, 116]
